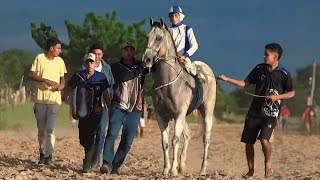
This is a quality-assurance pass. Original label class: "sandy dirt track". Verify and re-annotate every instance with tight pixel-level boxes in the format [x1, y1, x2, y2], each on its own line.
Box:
[0, 121, 320, 180]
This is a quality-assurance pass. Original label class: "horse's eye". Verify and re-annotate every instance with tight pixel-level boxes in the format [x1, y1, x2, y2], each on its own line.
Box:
[156, 36, 162, 41]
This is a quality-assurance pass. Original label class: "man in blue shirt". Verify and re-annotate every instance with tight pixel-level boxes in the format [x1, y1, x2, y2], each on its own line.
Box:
[68, 53, 111, 173]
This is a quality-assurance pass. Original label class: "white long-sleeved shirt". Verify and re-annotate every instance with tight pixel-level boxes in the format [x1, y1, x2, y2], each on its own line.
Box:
[169, 23, 198, 58]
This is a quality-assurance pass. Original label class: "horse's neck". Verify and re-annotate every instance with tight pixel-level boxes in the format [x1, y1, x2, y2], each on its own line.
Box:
[165, 29, 177, 59]
[153, 31, 181, 83]
[154, 31, 193, 89]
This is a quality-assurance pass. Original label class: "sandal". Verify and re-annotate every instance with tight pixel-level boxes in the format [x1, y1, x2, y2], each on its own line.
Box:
[242, 173, 254, 179]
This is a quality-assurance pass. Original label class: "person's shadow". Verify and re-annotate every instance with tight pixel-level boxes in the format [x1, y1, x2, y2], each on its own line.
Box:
[0, 155, 81, 173]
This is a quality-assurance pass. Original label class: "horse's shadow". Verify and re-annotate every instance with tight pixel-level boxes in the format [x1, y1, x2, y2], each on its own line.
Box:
[0, 155, 81, 173]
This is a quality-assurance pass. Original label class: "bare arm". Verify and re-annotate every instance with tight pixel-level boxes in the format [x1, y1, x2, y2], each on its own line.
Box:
[267, 90, 295, 103]
[218, 75, 250, 88]
[55, 76, 65, 91]
[28, 71, 58, 87]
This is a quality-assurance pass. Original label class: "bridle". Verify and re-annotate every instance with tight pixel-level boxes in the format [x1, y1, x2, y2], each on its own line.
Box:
[145, 27, 182, 90]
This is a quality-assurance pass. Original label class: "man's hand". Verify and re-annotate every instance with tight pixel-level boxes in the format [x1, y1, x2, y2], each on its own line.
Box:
[218, 75, 228, 82]
[177, 56, 186, 64]
[45, 79, 58, 88]
[53, 84, 64, 91]
[71, 107, 79, 120]
[266, 95, 278, 103]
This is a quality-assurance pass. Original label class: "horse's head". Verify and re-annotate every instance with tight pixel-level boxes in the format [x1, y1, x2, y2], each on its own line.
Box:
[142, 18, 171, 68]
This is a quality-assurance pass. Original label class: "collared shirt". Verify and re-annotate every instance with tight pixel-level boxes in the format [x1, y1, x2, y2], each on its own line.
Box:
[95, 61, 102, 72]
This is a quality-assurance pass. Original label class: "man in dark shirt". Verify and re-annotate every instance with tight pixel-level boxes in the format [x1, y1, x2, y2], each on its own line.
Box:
[68, 53, 111, 173]
[100, 42, 146, 175]
[218, 43, 295, 178]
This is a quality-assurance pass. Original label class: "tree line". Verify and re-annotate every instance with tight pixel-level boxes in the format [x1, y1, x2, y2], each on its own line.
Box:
[0, 11, 318, 119]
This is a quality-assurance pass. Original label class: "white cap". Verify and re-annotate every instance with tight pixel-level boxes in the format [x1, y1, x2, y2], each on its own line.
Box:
[83, 53, 96, 62]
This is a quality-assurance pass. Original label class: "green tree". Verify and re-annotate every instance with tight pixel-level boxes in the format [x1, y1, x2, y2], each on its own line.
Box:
[30, 22, 59, 50]
[230, 86, 255, 114]
[215, 83, 238, 119]
[31, 11, 147, 74]
[0, 49, 34, 89]
[31, 11, 153, 100]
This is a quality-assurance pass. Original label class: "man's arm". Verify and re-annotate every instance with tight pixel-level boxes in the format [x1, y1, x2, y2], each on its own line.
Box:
[28, 71, 58, 88]
[112, 63, 144, 82]
[184, 27, 198, 58]
[267, 91, 295, 103]
[55, 76, 65, 91]
[218, 75, 251, 88]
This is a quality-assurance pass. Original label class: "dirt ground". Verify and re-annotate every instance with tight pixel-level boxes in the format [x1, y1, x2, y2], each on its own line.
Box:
[0, 120, 320, 180]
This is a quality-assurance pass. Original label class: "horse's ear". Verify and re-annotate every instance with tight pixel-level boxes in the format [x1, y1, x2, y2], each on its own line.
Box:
[150, 18, 154, 26]
[160, 17, 165, 28]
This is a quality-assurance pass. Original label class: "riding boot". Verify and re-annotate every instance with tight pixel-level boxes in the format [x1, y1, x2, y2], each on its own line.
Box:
[195, 71, 206, 84]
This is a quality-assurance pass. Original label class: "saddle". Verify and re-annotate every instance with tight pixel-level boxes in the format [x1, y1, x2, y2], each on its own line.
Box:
[187, 78, 203, 115]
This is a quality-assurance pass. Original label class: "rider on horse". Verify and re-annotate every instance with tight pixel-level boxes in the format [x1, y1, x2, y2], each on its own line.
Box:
[168, 5, 205, 83]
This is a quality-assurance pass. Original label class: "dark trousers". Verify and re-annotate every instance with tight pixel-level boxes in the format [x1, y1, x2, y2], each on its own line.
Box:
[78, 114, 101, 154]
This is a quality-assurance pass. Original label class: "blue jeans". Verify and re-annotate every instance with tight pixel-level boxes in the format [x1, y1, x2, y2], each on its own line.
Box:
[92, 107, 109, 163]
[102, 108, 141, 169]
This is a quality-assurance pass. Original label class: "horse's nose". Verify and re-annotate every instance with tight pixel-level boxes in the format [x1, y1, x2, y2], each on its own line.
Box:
[146, 58, 151, 63]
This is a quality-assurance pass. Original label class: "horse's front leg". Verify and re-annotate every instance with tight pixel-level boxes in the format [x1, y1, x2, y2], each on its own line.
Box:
[171, 115, 185, 176]
[156, 117, 170, 176]
[179, 124, 191, 175]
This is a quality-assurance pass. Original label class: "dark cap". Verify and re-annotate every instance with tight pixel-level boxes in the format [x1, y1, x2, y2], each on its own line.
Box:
[121, 42, 136, 50]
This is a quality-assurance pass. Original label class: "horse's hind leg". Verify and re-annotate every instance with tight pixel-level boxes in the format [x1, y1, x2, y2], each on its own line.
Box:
[199, 105, 214, 175]
[179, 123, 191, 174]
[156, 116, 171, 175]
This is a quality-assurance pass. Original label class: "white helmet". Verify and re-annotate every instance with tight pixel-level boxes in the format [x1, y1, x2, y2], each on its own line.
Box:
[168, 5, 185, 21]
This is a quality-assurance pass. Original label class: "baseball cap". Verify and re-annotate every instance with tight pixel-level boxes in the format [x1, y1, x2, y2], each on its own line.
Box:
[121, 42, 136, 50]
[83, 53, 96, 62]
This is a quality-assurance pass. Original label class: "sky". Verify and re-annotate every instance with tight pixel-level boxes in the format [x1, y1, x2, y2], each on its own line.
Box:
[1, 0, 320, 90]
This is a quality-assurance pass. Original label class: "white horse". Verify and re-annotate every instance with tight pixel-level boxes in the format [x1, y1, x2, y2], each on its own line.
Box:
[142, 18, 217, 176]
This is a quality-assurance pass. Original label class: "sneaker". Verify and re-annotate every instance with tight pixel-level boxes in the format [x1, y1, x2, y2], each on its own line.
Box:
[111, 168, 120, 175]
[44, 155, 54, 166]
[90, 159, 99, 171]
[38, 153, 45, 164]
[82, 159, 92, 173]
[100, 164, 112, 174]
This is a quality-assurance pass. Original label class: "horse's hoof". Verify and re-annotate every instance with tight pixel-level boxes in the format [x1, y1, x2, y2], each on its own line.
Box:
[179, 166, 186, 175]
[200, 169, 206, 175]
[170, 169, 179, 177]
[162, 168, 170, 176]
